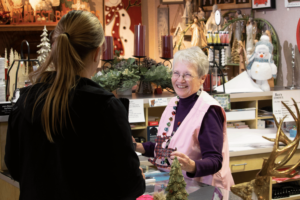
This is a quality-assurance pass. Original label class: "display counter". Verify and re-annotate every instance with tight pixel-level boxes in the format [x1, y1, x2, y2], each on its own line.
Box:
[0, 167, 243, 200]
[1, 88, 300, 200]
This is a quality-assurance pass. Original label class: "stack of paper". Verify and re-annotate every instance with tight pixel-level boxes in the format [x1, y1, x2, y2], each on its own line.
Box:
[216, 71, 263, 94]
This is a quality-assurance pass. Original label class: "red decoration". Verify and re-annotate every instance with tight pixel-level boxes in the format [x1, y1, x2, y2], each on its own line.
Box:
[105, 3, 125, 55]
[172, 111, 176, 115]
[134, 24, 146, 56]
[136, 194, 154, 200]
[155, 87, 162, 94]
[297, 18, 300, 53]
[102, 36, 114, 60]
[161, 35, 173, 59]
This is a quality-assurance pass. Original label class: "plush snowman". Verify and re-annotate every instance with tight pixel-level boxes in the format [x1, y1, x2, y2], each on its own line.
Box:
[105, 0, 134, 58]
[246, 35, 277, 91]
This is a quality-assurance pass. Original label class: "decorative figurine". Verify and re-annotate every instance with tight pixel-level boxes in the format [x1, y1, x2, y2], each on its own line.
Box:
[148, 135, 177, 168]
[196, 6, 205, 21]
[223, 16, 233, 64]
[234, 10, 243, 42]
[37, 26, 51, 65]
[191, 16, 207, 48]
[165, 157, 188, 200]
[182, 0, 193, 24]
[246, 35, 277, 91]
[246, 17, 257, 60]
[205, 4, 223, 33]
[238, 41, 247, 74]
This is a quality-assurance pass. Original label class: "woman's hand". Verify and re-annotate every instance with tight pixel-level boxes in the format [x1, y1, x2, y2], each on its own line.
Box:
[170, 151, 196, 174]
[132, 136, 146, 154]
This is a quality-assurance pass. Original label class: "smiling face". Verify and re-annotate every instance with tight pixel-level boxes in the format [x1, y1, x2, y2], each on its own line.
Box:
[172, 61, 206, 99]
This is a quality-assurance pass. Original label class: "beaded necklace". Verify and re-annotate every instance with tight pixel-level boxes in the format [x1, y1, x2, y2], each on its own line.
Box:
[161, 90, 202, 166]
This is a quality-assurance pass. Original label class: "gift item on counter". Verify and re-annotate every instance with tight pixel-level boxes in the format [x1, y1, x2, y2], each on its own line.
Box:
[265, 119, 275, 128]
[290, 126, 297, 138]
[165, 157, 188, 200]
[257, 120, 266, 129]
[227, 121, 249, 129]
[148, 121, 159, 126]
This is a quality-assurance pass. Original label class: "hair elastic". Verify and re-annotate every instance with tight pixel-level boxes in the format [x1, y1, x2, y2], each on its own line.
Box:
[64, 32, 70, 39]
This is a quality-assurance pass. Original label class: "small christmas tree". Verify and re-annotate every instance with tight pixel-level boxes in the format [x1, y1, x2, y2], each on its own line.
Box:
[37, 26, 51, 65]
[165, 157, 188, 200]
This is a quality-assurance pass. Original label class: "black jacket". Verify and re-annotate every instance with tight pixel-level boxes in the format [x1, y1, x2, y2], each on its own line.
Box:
[5, 77, 145, 200]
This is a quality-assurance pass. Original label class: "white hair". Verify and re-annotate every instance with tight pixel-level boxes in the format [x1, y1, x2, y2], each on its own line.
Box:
[173, 46, 209, 77]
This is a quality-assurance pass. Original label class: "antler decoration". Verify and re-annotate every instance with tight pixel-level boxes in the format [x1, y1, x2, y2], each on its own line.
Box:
[231, 98, 300, 200]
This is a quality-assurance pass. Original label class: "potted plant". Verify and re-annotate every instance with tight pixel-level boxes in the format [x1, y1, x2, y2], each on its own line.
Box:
[92, 52, 174, 95]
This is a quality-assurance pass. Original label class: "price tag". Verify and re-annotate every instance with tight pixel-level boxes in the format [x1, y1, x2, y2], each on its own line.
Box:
[148, 98, 168, 107]
[273, 91, 300, 122]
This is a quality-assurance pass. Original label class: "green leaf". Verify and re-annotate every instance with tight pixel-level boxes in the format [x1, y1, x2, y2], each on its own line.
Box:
[127, 58, 136, 65]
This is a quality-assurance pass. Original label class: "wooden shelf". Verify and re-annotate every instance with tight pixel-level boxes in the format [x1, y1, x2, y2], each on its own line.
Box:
[272, 194, 300, 200]
[227, 119, 256, 122]
[272, 177, 300, 185]
[226, 63, 239, 66]
[131, 126, 147, 130]
[257, 116, 274, 119]
[0, 24, 56, 32]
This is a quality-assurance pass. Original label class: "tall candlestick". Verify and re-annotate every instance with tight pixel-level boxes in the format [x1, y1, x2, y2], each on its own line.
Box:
[161, 35, 173, 59]
[134, 24, 146, 57]
[102, 36, 113, 60]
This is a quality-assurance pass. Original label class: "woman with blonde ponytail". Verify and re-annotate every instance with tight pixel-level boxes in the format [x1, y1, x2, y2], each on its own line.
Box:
[5, 10, 145, 200]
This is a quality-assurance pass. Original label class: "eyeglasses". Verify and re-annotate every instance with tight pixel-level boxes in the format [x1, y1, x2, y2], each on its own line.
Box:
[172, 72, 196, 81]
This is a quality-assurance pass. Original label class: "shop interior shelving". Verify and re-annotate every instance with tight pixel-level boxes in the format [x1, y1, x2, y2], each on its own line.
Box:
[0, 24, 56, 32]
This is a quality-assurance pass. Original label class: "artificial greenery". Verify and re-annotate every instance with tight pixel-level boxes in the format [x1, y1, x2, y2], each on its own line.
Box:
[143, 65, 173, 90]
[92, 57, 140, 92]
[92, 52, 174, 92]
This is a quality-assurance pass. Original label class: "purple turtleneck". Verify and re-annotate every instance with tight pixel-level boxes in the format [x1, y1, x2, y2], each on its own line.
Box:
[142, 92, 224, 178]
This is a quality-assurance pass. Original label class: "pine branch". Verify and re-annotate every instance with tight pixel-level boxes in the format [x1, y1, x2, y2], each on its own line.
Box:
[126, 0, 141, 11]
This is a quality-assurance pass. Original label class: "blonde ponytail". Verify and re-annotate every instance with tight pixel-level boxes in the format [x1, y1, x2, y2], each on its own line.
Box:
[29, 11, 105, 142]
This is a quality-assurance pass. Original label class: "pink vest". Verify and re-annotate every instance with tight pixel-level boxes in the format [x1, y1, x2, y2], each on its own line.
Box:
[154, 91, 234, 190]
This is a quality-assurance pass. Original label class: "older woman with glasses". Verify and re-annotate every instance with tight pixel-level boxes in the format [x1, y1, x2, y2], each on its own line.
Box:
[134, 46, 234, 190]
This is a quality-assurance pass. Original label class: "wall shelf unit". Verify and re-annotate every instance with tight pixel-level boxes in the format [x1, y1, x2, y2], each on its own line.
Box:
[0, 25, 56, 32]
